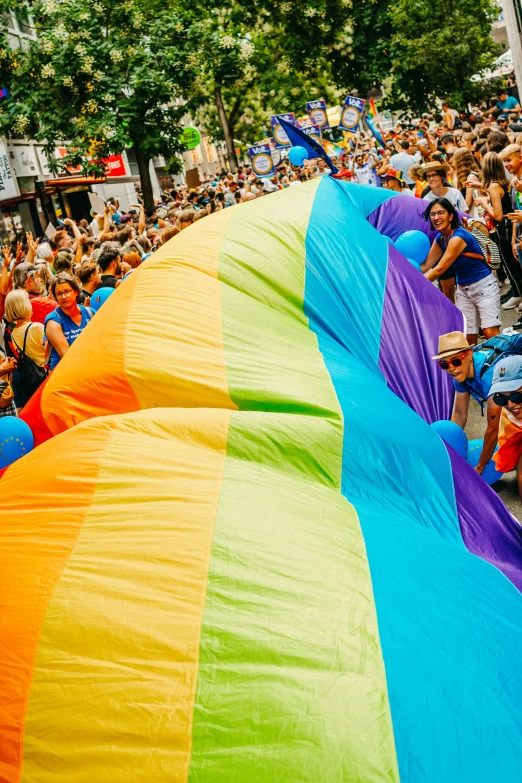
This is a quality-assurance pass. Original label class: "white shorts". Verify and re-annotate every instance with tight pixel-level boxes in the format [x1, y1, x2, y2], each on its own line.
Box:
[456, 274, 501, 334]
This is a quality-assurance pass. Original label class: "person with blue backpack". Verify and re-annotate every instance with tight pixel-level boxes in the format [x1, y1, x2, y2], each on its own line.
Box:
[488, 355, 522, 501]
[433, 330, 522, 474]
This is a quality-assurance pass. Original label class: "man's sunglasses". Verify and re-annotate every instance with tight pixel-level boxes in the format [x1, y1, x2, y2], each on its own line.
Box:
[493, 391, 522, 407]
[438, 355, 466, 370]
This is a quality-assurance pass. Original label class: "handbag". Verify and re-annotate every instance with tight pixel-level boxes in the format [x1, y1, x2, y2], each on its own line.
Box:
[461, 221, 501, 271]
[0, 373, 14, 409]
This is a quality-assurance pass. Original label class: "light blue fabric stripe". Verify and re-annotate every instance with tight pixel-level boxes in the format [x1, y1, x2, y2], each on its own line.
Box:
[304, 178, 389, 370]
[336, 180, 398, 215]
[304, 178, 522, 782]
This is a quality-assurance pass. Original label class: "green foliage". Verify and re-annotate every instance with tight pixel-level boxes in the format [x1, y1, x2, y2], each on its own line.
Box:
[386, 0, 500, 112]
[0, 0, 189, 176]
[171, 0, 348, 146]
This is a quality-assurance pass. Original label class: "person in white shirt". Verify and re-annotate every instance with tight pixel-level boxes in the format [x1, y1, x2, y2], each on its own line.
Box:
[353, 152, 378, 187]
[419, 161, 468, 212]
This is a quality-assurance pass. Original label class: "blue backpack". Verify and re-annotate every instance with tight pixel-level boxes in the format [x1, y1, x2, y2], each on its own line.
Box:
[474, 335, 522, 381]
[468, 335, 522, 411]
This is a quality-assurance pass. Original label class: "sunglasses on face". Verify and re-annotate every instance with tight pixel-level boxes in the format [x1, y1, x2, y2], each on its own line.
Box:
[438, 355, 466, 370]
[493, 391, 522, 407]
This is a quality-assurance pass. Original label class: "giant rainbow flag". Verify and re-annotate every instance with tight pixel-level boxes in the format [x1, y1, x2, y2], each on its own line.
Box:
[2, 179, 522, 782]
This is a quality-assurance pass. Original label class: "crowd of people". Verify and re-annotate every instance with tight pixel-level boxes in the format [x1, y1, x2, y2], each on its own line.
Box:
[3, 86, 522, 500]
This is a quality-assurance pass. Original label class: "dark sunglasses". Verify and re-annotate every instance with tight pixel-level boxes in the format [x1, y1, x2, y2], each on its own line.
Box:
[493, 391, 522, 407]
[438, 356, 465, 370]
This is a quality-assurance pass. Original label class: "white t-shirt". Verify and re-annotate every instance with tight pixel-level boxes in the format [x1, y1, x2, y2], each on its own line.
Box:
[389, 151, 421, 184]
[398, 187, 415, 197]
[424, 187, 468, 213]
[354, 163, 377, 187]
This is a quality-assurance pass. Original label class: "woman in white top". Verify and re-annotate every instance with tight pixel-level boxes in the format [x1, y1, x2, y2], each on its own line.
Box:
[419, 161, 468, 212]
[4, 290, 46, 409]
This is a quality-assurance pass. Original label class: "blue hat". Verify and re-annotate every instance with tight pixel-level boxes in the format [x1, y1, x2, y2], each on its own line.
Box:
[489, 355, 522, 396]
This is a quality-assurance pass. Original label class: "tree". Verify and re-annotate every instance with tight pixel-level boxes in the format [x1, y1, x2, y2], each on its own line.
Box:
[173, 0, 350, 169]
[387, 0, 500, 113]
[332, 0, 500, 113]
[0, 0, 192, 212]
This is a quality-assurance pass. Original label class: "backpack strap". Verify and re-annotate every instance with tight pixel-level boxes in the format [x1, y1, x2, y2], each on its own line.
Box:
[460, 251, 484, 260]
[11, 323, 33, 358]
[474, 336, 512, 378]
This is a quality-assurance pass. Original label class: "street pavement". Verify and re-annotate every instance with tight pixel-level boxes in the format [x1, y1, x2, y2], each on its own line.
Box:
[466, 292, 520, 519]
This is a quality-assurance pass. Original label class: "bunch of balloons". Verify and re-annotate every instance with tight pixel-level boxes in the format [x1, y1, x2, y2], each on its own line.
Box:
[288, 146, 309, 167]
[0, 416, 34, 468]
[430, 420, 503, 485]
[390, 230, 430, 272]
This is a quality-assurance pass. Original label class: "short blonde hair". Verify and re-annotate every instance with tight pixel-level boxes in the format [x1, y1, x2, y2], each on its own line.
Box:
[4, 289, 32, 322]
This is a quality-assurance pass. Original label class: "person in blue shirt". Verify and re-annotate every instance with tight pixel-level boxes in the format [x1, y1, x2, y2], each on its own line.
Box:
[432, 331, 503, 475]
[422, 197, 501, 345]
[484, 90, 521, 117]
[44, 273, 93, 370]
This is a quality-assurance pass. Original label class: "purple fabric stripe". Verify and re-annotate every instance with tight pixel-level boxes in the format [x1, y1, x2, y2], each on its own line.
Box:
[367, 195, 437, 242]
[448, 445, 522, 591]
[379, 245, 464, 423]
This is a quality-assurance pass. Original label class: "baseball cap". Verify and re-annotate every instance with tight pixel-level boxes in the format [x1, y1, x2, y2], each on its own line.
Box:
[489, 355, 522, 397]
[498, 114, 509, 121]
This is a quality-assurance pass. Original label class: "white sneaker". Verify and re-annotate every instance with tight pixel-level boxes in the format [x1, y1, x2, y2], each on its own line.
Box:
[502, 296, 522, 309]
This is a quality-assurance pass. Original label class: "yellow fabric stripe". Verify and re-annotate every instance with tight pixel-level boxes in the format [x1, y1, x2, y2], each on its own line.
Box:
[21, 408, 232, 783]
[124, 207, 238, 411]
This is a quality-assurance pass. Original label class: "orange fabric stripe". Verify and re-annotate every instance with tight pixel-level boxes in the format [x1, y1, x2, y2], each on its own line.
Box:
[22, 208, 238, 443]
[0, 419, 117, 783]
[33, 271, 141, 440]
[20, 409, 231, 782]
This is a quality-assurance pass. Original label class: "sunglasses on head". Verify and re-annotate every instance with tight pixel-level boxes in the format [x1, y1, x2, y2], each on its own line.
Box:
[438, 354, 467, 370]
[493, 391, 522, 407]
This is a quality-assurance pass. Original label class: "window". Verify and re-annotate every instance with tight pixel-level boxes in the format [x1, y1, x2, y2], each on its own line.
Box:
[1, 9, 36, 50]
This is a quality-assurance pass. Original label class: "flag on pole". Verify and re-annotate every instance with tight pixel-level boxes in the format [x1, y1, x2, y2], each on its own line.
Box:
[366, 99, 385, 146]
[278, 116, 339, 173]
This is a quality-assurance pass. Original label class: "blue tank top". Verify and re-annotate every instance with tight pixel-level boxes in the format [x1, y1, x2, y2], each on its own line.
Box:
[435, 227, 492, 285]
[44, 305, 93, 369]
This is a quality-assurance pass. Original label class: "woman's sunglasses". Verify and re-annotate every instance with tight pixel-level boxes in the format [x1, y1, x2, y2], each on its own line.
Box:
[493, 391, 522, 407]
[438, 355, 465, 370]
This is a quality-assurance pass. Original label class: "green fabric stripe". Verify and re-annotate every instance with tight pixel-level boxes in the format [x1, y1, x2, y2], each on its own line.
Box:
[188, 187, 400, 781]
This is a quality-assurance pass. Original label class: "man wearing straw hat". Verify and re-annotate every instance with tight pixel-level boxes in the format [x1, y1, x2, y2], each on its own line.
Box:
[419, 161, 468, 212]
[433, 331, 504, 474]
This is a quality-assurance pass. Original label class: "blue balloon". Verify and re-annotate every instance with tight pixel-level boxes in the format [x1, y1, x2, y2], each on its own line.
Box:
[395, 230, 431, 264]
[466, 438, 504, 485]
[430, 419, 468, 458]
[407, 257, 423, 272]
[288, 146, 309, 167]
[0, 416, 34, 468]
[90, 286, 116, 312]
[383, 236, 395, 246]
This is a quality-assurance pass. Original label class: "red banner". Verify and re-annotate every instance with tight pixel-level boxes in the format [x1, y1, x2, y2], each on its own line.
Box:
[104, 154, 127, 177]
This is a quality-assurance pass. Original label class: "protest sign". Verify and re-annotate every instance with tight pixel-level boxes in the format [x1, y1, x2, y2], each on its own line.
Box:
[338, 96, 366, 132]
[88, 191, 106, 215]
[296, 118, 322, 142]
[248, 143, 276, 177]
[306, 100, 329, 128]
[180, 127, 201, 150]
[270, 114, 295, 148]
[45, 222, 57, 239]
